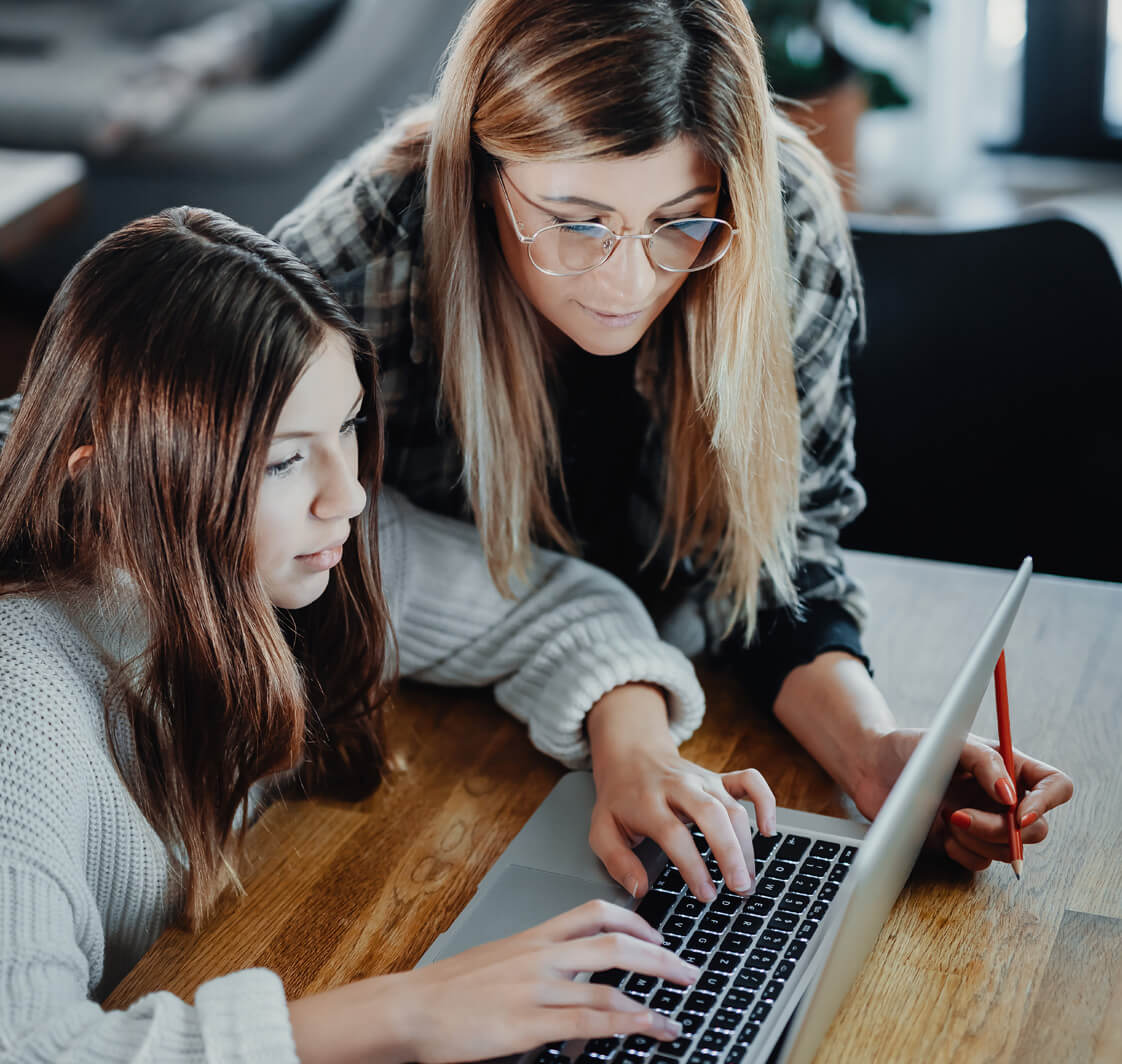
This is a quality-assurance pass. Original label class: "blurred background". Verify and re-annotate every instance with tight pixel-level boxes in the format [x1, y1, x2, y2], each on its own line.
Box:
[1, 0, 1119, 580]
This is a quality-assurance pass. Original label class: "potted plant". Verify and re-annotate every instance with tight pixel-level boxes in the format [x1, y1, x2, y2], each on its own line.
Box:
[746, 0, 931, 206]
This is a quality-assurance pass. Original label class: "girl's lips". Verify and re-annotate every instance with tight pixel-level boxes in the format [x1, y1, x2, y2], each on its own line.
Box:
[578, 302, 646, 328]
[296, 544, 344, 571]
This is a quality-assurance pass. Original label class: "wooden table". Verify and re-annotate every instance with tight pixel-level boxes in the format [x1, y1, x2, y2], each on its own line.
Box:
[0, 148, 85, 263]
[105, 553, 1122, 1063]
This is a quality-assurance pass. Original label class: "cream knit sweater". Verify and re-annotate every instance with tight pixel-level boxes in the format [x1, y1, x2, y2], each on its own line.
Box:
[0, 487, 705, 1063]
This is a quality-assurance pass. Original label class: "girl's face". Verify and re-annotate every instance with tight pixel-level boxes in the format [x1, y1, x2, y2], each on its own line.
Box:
[487, 136, 722, 357]
[253, 330, 368, 609]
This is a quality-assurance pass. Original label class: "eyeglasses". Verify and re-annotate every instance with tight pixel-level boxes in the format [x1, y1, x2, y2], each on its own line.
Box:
[493, 164, 738, 277]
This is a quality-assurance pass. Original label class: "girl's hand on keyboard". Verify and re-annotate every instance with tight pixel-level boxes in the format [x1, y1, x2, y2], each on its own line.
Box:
[855, 729, 1074, 871]
[584, 682, 777, 903]
[384, 899, 696, 1063]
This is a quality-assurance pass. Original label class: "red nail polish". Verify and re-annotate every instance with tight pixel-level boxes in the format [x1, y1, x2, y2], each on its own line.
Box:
[1020, 810, 1038, 828]
[996, 778, 1016, 805]
[949, 810, 972, 830]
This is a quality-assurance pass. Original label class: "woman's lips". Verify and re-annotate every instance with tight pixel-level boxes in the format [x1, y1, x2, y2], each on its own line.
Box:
[578, 302, 647, 328]
[296, 543, 345, 571]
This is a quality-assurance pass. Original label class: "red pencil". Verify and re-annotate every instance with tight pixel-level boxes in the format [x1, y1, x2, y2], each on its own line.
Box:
[994, 650, 1024, 879]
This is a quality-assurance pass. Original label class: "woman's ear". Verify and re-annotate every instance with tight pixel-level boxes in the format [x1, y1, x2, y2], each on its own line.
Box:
[67, 444, 94, 479]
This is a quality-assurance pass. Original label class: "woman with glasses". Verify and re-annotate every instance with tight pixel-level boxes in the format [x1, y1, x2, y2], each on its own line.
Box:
[273, 0, 1071, 883]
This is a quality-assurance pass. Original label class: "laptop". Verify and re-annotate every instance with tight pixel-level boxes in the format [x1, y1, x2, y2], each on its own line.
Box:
[418, 557, 1033, 1064]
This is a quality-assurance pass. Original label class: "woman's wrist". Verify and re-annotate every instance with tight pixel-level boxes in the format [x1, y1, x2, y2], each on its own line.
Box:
[772, 651, 896, 800]
[586, 683, 676, 766]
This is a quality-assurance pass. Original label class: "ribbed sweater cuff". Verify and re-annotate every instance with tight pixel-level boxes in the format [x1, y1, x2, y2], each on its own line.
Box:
[194, 968, 299, 1064]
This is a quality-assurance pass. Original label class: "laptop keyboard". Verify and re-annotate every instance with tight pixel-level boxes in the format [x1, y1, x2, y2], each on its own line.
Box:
[535, 827, 857, 1064]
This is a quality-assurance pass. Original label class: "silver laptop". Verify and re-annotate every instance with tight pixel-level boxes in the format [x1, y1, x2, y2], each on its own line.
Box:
[419, 557, 1033, 1064]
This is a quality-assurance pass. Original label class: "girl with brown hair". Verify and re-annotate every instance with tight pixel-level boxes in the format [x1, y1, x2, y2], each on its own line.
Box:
[272, 0, 1071, 883]
[0, 207, 775, 1061]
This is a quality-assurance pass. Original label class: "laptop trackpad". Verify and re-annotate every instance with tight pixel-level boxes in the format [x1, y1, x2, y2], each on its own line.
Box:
[424, 864, 626, 964]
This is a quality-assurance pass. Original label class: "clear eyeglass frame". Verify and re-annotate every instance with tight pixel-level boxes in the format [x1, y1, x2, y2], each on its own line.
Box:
[493, 163, 738, 277]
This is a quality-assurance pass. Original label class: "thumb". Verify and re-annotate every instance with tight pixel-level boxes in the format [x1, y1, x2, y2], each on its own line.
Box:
[589, 810, 650, 899]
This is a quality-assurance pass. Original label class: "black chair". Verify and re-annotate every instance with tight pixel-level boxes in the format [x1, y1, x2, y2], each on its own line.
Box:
[842, 210, 1122, 582]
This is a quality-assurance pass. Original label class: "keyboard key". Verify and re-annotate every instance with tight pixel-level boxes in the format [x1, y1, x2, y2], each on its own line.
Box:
[637, 889, 678, 930]
[735, 968, 765, 990]
[576, 1054, 601, 1064]
[745, 896, 774, 915]
[532, 1051, 566, 1064]
[699, 912, 730, 933]
[809, 901, 829, 921]
[652, 1058, 680, 1064]
[712, 1008, 742, 1030]
[614, 1051, 647, 1064]
[768, 912, 798, 933]
[690, 827, 711, 855]
[624, 1034, 657, 1052]
[758, 931, 788, 951]
[675, 896, 706, 918]
[746, 948, 778, 970]
[680, 949, 707, 968]
[775, 835, 811, 863]
[785, 940, 806, 959]
[662, 934, 684, 952]
[665, 916, 695, 937]
[810, 840, 840, 859]
[775, 959, 796, 980]
[738, 1022, 760, 1044]
[723, 988, 755, 1011]
[711, 891, 741, 915]
[590, 968, 628, 987]
[818, 882, 839, 901]
[777, 892, 811, 913]
[799, 858, 830, 878]
[725, 1047, 747, 1064]
[750, 1001, 773, 1023]
[678, 1012, 703, 1034]
[722, 932, 753, 953]
[752, 831, 782, 862]
[625, 973, 658, 995]
[756, 877, 784, 898]
[840, 845, 858, 864]
[732, 914, 764, 935]
[584, 1038, 621, 1058]
[683, 990, 717, 1014]
[660, 1037, 692, 1057]
[796, 920, 820, 941]
[829, 863, 850, 883]
[651, 988, 683, 1013]
[698, 971, 729, 993]
[763, 980, 786, 1001]
[790, 874, 819, 895]
[624, 990, 647, 1003]
[767, 860, 797, 879]
[655, 865, 686, 893]
[710, 951, 739, 973]
[704, 856, 724, 883]
[697, 1031, 730, 1052]
[687, 931, 721, 953]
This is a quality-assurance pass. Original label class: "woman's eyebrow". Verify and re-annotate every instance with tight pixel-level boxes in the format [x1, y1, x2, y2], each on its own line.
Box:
[270, 388, 365, 442]
[540, 184, 718, 213]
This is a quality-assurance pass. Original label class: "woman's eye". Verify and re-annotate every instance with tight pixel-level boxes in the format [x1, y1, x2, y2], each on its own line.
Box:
[553, 216, 601, 227]
[266, 453, 303, 478]
[341, 414, 368, 437]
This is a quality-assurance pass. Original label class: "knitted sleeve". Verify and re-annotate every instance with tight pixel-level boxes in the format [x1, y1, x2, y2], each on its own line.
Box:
[376, 487, 707, 767]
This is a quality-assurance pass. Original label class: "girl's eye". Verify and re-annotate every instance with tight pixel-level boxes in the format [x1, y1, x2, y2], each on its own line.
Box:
[265, 453, 303, 478]
[341, 414, 367, 436]
[552, 216, 601, 227]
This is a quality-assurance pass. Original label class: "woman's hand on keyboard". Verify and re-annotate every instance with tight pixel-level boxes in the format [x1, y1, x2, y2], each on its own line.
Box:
[584, 682, 777, 902]
[384, 900, 696, 1062]
[854, 729, 1074, 871]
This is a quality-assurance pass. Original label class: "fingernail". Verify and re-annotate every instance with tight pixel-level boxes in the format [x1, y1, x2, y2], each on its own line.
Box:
[657, 1017, 682, 1038]
[698, 882, 716, 903]
[950, 810, 972, 829]
[996, 778, 1016, 805]
[728, 873, 751, 894]
[625, 876, 640, 899]
[1020, 810, 1038, 828]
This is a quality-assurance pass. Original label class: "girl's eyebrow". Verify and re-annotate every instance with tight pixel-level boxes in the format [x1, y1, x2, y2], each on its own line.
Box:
[540, 184, 718, 213]
[271, 387, 365, 442]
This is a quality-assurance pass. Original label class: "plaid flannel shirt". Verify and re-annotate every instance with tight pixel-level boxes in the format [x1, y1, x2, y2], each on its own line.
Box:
[0, 131, 871, 705]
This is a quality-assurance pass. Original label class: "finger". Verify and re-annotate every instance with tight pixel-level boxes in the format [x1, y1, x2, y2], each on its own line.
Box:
[676, 787, 754, 896]
[958, 737, 1018, 806]
[948, 808, 1049, 853]
[649, 814, 716, 903]
[1016, 766, 1074, 825]
[555, 931, 701, 987]
[589, 810, 652, 899]
[543, 898, 664, 946]
[944, 833, 992, 872]
[534, 1004, 682, 1046]
[946, 817, 1013, 862]
[722, 767, 777, 837]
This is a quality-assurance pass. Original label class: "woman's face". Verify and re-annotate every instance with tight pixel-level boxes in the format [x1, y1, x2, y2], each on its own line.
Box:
[487, 136, 722, 356]
[253, 330, 368, 609]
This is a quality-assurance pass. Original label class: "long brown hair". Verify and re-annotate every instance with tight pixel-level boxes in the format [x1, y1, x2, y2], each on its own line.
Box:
[0, 208, 393, 926]
[399, 0, 819, 636]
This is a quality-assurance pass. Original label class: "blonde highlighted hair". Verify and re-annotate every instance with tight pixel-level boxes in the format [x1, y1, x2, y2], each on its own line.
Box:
[388, 0, 847, 638]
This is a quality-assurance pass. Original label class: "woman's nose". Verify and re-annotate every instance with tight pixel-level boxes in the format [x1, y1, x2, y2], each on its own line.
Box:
[312, 451, 367, 521]
[595, 234, 658, 306]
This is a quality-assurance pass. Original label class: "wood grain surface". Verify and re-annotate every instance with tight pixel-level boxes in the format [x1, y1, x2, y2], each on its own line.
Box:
[104, 552, 1122, 1062]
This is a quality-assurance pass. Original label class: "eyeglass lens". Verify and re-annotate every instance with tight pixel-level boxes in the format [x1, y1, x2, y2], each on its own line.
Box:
[529, 219, 733, 275]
